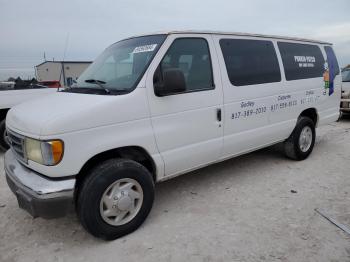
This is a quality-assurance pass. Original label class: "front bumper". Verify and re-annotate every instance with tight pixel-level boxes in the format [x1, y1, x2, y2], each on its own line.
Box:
[4, 150, 76, 218]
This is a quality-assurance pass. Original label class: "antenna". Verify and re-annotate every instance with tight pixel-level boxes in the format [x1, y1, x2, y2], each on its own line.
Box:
[62, 33, 70, 62]
[58, 33, 70, 90]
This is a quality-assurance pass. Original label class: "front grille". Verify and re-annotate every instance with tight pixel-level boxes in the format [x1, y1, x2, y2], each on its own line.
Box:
[7, 129, 27, 163]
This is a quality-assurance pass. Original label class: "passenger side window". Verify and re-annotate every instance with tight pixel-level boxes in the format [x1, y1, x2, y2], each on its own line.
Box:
[278, 42, 325, 81]
[219, 39, 281, 86]
[153, 38, 214, 95]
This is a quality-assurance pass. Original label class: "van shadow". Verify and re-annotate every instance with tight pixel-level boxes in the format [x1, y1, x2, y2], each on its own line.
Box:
[340, 112, 350, 122]
[153, 143, 289, 238]
[155, 143, 287, 196]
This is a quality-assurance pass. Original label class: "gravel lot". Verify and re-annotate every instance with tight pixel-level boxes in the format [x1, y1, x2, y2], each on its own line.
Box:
[1, 117, 350, 262]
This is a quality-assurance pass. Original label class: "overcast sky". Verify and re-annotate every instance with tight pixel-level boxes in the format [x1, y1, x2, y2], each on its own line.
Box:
[0, 0, 349, 80]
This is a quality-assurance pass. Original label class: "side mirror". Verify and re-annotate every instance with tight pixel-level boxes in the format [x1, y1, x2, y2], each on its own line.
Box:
[154, 68, 186, 96]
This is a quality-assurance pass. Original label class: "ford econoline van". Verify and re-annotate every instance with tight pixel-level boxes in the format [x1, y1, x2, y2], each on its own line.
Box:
[4, 31, 341, 240]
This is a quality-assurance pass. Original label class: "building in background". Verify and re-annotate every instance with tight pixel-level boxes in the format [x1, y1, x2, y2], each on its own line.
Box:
[35, 61, 91, 87]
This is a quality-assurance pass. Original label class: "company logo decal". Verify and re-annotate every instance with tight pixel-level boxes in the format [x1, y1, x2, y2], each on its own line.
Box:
[323, 61, 334, 96]
[324, 48, 337, 96]
[294, 56, 316, 68]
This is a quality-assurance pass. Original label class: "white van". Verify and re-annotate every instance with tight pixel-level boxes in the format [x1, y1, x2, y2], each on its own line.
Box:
[4, 31, 341, 240]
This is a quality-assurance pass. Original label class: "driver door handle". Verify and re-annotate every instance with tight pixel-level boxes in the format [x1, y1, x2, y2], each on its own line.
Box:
[217, 108, 222, 122]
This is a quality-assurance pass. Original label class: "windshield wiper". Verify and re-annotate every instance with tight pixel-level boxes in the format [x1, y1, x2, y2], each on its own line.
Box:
[85, 79, 110, 94]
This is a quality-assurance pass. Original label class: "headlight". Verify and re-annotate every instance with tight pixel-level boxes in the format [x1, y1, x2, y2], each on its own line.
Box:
[25, 138, 64, 166]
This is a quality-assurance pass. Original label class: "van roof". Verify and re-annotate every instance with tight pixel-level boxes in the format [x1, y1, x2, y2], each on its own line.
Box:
[129, 30, 332, 45]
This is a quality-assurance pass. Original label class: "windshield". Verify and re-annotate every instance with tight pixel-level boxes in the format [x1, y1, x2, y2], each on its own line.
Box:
[74, 35, 166, 93]
[342, 70, 350, 82]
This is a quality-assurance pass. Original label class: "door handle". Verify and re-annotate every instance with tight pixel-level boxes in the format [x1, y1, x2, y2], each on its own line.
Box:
[216, 108, 222, 122]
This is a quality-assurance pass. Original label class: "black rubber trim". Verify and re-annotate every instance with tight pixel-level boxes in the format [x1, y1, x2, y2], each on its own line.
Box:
[6, 172, 73, 219]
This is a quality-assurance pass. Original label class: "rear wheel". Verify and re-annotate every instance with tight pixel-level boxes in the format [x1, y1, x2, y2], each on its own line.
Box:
[0, 119, 9, 151]
[284, 116, 315, 160]
[77, 158, 155, 240]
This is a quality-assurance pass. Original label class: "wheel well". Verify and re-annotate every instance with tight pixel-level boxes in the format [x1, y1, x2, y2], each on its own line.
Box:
[0, 109, 9, 121]
[299, 108, 318, 126]
[74, 146, 157, 201]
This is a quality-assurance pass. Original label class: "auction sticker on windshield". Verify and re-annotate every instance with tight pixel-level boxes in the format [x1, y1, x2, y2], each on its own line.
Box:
[133, 44, 157, 53]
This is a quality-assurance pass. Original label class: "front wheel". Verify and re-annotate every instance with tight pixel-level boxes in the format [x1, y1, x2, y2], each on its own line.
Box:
[284, 116, 316, 160]
[0, 119, 10, 151]
[77, 158, 155, 240]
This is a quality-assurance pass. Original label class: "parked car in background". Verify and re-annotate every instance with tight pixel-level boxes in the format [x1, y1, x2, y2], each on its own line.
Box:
[0, 85, 57, 150]
[0, 81, 16, 90]
[4, 31, 341, 240]
[340, 68, 350, 113]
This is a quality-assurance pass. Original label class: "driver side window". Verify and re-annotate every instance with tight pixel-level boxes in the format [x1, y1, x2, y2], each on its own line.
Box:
[153, 38, 214, 94]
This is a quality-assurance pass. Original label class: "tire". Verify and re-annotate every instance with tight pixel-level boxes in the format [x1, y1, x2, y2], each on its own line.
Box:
[77, 158, 155, 240]
[284, 116, 315, 161]
[0, 119, 10, 151]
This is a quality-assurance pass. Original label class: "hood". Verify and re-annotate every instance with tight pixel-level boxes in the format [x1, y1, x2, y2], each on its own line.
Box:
[6, 90, 149, 137]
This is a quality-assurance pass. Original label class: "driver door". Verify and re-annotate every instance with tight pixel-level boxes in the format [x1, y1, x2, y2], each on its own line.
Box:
[145, 34, 224, 178]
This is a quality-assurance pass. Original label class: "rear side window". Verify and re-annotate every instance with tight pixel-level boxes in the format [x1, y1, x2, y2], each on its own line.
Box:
[278, 42, 325, 81]
[324, 46, 340, 76]
[219, 39, 281, 86]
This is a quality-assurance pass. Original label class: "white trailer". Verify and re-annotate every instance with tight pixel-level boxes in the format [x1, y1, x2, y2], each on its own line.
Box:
[0, 87, 57, 149]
